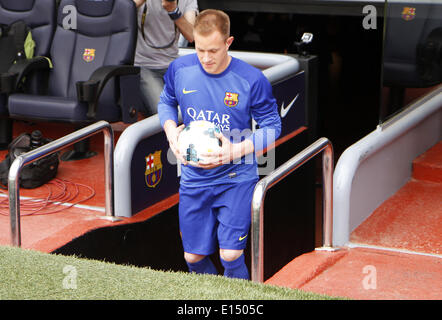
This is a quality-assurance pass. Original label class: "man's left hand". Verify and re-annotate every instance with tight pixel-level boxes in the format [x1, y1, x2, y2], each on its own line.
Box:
[196, 132, 254, 169]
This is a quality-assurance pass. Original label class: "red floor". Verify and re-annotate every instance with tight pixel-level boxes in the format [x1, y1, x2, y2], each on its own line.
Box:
[1, 121, 440, 300]
[350, 179, 441, 255]
[267, 141, 442, 300]
[0, 120, 178, 252]
[267, 247, 442, 300]
[0, 192, 178, 252]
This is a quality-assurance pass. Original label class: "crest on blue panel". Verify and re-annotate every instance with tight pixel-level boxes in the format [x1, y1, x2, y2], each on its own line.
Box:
[145, 150, 162, 188]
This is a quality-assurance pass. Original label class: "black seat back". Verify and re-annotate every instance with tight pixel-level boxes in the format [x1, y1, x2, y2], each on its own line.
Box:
[0, 0, 56, 146]
[0, 0, 55, 58]
[383, 3, 442, 87]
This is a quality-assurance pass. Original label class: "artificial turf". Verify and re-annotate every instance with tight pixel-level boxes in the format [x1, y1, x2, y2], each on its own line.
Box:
[0, 245, 340, 300]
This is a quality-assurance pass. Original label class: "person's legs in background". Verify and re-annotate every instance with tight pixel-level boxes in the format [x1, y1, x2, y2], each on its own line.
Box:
[139, 67, 167, 117]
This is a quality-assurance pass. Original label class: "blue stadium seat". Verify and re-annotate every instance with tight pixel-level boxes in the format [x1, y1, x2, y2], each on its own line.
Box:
[6, 0, 141, 160]
[0, 0, 56, 148]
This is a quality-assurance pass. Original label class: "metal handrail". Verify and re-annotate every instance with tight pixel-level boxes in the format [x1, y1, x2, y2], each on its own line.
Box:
[251, 137, 335, 282]
[8, 121, 116, 247]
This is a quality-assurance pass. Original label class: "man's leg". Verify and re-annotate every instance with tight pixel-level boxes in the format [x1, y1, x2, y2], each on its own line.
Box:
[139, 67, 167, 117]
[219, 249, 249, 280]
[179, 185, 218, 275]
[216, 180, 258, 280]
[184, 252, 218, 275]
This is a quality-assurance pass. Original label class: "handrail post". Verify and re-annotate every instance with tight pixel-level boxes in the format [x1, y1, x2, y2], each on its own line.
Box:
[103, 126, 115, 219]
[251, 180, 267, 284]
[8, 157, 25, 247]
[320, 143, 334, 249]
[9, 121, 116, 247]
[251, 137, 337, 283]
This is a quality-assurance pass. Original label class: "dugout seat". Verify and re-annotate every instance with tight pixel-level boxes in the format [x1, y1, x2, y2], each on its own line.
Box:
[6, 0, 141, 160]
[382, 2, 442, 114]
[0, 0, 56, 148]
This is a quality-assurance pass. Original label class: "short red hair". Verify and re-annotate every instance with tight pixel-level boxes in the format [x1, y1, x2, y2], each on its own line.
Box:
[194, 9, 230, 40]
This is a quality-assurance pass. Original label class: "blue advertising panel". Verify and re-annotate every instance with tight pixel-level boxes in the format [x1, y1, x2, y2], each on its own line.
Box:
[273, 71, 306, 140]
[130, 131, 180, 215]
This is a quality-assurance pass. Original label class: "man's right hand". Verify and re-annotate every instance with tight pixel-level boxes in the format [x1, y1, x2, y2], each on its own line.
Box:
[163, 120, 187, 165]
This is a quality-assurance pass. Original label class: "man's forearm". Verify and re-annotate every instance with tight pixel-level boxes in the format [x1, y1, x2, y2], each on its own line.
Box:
[231, 139, 255, 162]
[163, 119, 178, 142]
[174, 11, 197, 43]
[162, 0, 197, 43]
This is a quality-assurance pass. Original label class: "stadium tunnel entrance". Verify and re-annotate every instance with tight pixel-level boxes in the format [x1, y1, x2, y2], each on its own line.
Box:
[54, 130, 316, 280]
[53, 44, 318, 280]
[56, 6, 384, 280]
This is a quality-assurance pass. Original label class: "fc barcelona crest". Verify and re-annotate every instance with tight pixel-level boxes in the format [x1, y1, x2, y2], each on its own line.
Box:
[224, 92, 239, 107]
[83, 48, 96, 62]
[401, 7, 416, 21]
[145, 150, 163, 188]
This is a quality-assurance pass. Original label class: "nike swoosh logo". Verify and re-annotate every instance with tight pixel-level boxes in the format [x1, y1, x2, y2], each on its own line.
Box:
[239, 234, 248, 241]
[183, 88, 197, 94]
[280, 93, 299, 118]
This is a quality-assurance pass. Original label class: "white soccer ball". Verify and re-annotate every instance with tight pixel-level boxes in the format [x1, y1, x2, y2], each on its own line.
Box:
[177, 120, 222, 165]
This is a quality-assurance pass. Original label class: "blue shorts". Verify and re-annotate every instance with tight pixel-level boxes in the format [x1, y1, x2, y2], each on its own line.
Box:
[178, 179, 258, 255]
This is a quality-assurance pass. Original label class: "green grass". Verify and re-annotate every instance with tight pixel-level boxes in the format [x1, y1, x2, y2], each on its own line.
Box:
[0, 245, 340, 300]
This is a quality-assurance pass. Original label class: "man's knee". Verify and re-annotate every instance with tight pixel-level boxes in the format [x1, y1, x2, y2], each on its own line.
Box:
[219, 249, 243, 262]
[184, 252, 206, 264]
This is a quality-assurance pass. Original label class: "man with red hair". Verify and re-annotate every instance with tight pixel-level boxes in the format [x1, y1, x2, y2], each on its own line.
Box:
[158, 9, 281, 279]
